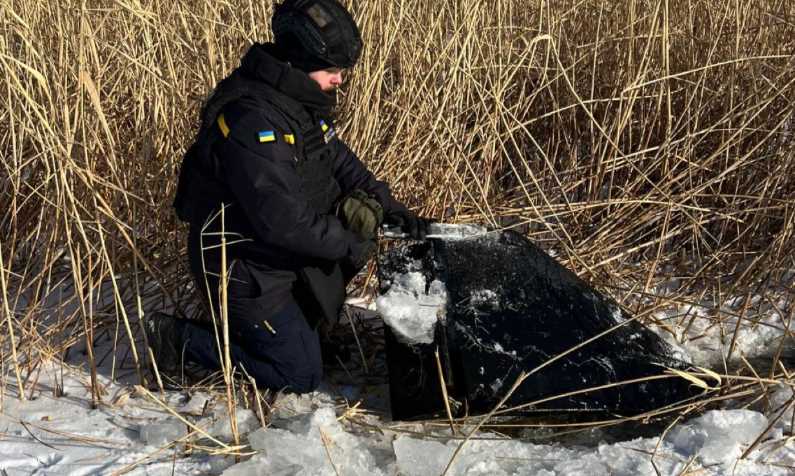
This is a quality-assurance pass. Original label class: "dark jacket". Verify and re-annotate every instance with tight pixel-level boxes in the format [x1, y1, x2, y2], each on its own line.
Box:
[175, 43, 407, 321]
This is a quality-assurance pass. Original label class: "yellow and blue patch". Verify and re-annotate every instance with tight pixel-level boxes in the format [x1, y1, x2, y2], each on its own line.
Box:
[320, 120, 336, 143]
[258, 130, 276, 143]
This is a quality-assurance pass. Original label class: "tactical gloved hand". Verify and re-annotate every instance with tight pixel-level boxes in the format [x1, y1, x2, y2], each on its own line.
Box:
[349, 239, 378, 271]
[385, 208, 431, 240]
[338, 189, 384, 241]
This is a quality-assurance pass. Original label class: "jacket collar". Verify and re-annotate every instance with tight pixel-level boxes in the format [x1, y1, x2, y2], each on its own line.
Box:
[238, 43, 336, 117]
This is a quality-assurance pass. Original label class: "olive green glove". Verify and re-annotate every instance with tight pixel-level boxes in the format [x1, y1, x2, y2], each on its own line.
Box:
[349, 238, 378, 271]
[338, 189, 384, 241]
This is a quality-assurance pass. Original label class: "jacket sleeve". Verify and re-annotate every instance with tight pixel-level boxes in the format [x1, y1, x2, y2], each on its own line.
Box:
[332, 139, 409, 215]
[217, 112, 364, 262]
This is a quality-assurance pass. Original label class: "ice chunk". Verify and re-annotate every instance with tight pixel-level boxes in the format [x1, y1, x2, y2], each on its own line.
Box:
[768, 384, 794, 430]
[393, 437, 453, 476]
[666, 409, 768, 467]
[207, 409, 260, 442]
[426, 223, 488, 240]
[208, 456, 237, 473]
[220, 456, 273, 476]
[382, 223, 487, 240]
[227, 407, 384, 476]
[269, 392, 336, 421]
[393, 434, 618, 476]
[177, 392, 210, 416]
[376, 272, 447, 345]
[140, 419, 188, 447]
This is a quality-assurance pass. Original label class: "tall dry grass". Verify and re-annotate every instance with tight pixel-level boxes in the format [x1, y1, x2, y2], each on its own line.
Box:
[0, 0, 793, 438]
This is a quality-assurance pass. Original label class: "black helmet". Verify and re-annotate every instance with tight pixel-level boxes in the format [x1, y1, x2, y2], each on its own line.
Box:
[272, 0, 363, 71]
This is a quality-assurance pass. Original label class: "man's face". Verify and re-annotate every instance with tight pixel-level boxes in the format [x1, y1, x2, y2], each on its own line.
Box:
[308, 67, 344, 92]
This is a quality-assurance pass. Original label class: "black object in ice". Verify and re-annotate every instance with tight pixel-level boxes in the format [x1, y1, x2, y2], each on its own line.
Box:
[378, 231, 696, 421]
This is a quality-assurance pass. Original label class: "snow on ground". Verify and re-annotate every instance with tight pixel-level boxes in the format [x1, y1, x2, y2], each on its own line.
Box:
[1, 359, 793, 475]
[2, 270, 794, 474]
[391, 403, 795, 476]
[0, 362, 224, 475]
[646, 287, 794, 368]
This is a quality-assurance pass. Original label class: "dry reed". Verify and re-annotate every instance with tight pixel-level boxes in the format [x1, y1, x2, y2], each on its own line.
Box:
[1, 0, 794, 463]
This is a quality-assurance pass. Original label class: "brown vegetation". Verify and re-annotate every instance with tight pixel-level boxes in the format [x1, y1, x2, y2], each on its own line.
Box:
[0, 0, 793, 459]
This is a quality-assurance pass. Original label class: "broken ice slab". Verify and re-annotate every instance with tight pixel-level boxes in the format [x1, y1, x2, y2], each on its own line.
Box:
[206, 409, 259, 442]
[140, 419, 188, 446]
[665, 409, 768, 468]
[381, 222, 488, 240]
[375, 272, 447, 345]
[227, 407, 387, 476]
[177, 392, 210, 416]
[378, 230, 697, 421]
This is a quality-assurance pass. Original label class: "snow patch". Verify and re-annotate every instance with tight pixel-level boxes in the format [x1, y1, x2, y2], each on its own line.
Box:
[650, 298, 792, 366]
[2, 361, 794, 476]
[666, 409, 769, 468]
[392, 408, 792, 475]
[140, 419, 189, 447]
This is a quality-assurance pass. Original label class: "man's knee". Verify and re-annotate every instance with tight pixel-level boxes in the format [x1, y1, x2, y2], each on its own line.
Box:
[241, 343, 322, 394]
[241, 315, 323, 393]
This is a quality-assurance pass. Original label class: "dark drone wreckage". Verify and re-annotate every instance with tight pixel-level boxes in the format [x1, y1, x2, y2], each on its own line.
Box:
[377, 227, 699, 421]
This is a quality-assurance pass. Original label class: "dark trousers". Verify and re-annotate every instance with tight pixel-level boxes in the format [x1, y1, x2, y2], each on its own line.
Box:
[184, 228, 323, 393]
[177, 300, 322, 393]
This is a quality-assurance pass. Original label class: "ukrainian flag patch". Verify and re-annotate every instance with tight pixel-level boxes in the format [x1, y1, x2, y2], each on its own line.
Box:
[258, 130, 276, 143]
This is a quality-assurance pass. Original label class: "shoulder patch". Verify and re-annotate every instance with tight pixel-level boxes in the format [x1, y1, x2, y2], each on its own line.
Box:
[258, 130, 276, 143]
[217, 114, 231, 138]
[217, 101, 296, 152]
[319, 119, 337, 143]
[220, 105, 280, 146]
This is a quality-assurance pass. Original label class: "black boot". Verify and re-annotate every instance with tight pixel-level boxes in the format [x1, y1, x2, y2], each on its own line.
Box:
[143, 312, 183, 374]
[317, 320, 352, 366]
[321, 337, 352, 366]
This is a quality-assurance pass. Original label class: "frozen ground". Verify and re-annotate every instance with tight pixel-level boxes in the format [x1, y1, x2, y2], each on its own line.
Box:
[1, 271, 793, 474]
[1, 357, 793, 475]
[645, 281, 794, 369]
